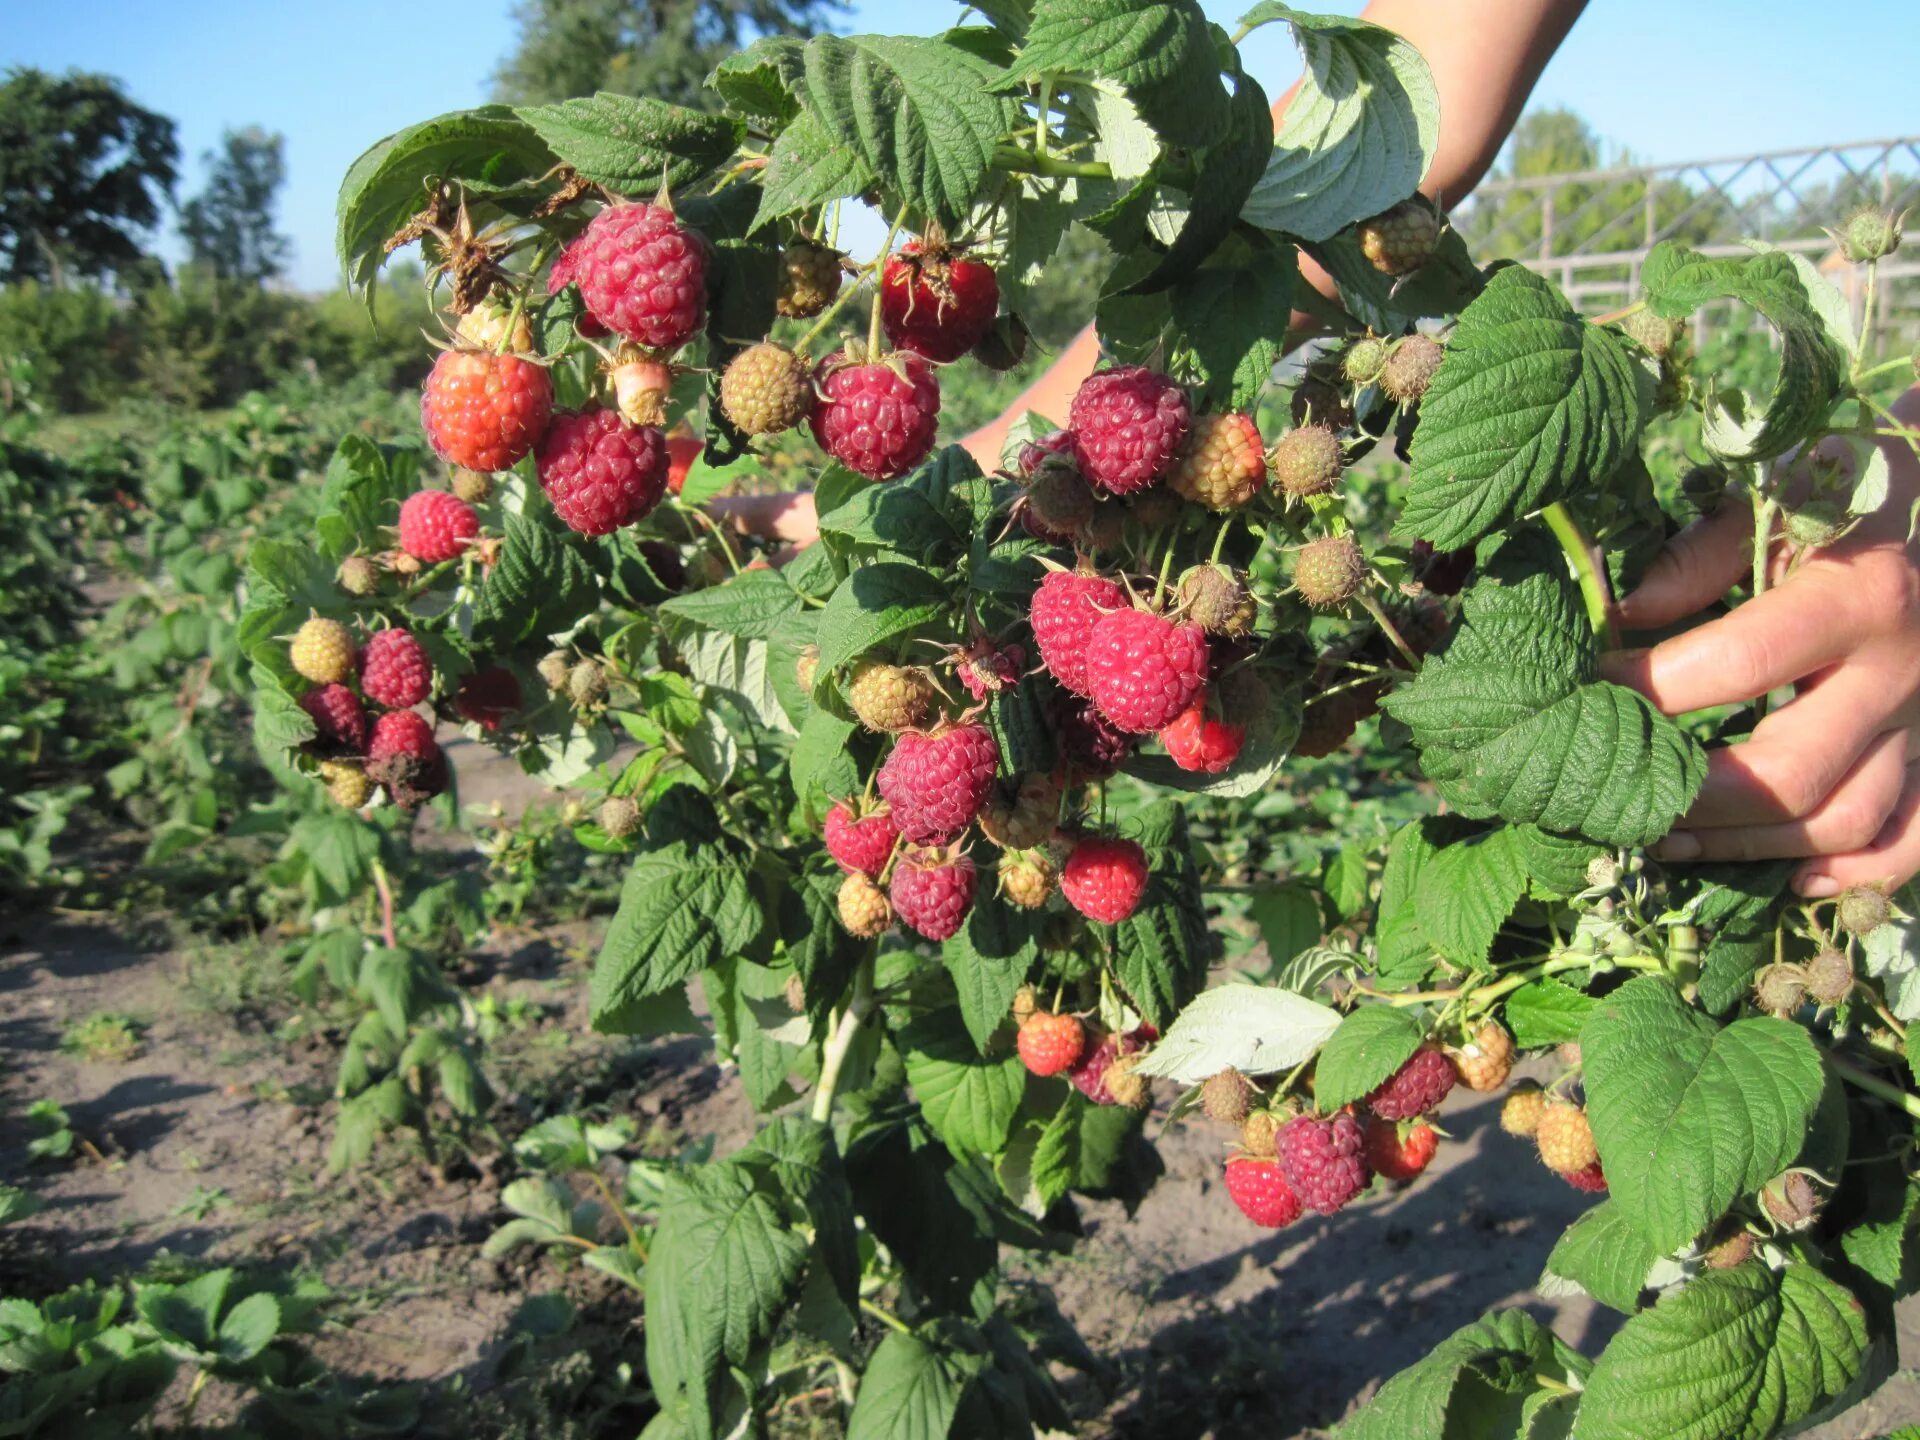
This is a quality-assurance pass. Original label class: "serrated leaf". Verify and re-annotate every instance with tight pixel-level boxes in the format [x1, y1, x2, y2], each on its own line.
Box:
[1572, 1263, 1867, 1440]
[1170, 245, 1298, 410]
[710, 37, 807, 125]
[658, 568, 803, 640]
[472, 508, 598, 648]
[943, 897, 1039, 1053]
[1505, 977, 1596, 1049]
[1109, 801, 1208, 1025]
[1415, 826, 1529, 970]
[516, 92, 741, 192]
[1238, 5, 1439, 241]
[1581, 976, 1825, 1254]
[902, 1012, 1026, 1156]
[1125, 66, 1272, 294]
[1542, 1200, 1657, 1313]
[1131, 982, 1340, 1084]
[846, 1331, 973, 1440]
[1312, 1005, 1423, 1110]
[1400, 266, 1650, 550]
[1007, 0, 1231, 150]
[811, 563, 951, 678]
[1381, 537, 1708, 848]
[756, 109, 875, 227]
[1343, 1308, 1567, 1440]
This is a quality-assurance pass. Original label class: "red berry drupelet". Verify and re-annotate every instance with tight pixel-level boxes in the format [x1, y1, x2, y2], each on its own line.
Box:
[571, 203, 711, 351]
[367, 709, 447, 808]
[879, 241, 1000, 364]
[1225, 1158, 1304, 1228]
[823, 802, 900, 880]
[1365, 1047, 1456, 1121]
[1030, 568, 1128, 698]
[420, 348, 554, 473]
[1085, 608, 1209, 734]
[1277, 1113, 1371, 1215]
[809, 350, 941, 480]
[1159, 695, 1245, 774]
[1017, 1011, 1085, 1077]
[1068, 1025, 1156, 1105]
[536, 408, 670, 537]
[398, 490, 479, 563]
[1364, 1117, 1438, 1184]
[1069, 366, 1191, 495]
[1060, 834, 1150, 924]
[360, 628, 433, 709]
[300, 683, 369, 756]
[1562, 1161, 1609, 1194]
[890, 847, 977, 941]
[453, 666, 522, 732]
[876, 725, 1000, 844]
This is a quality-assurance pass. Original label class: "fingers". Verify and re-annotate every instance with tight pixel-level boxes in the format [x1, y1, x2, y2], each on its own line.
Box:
[1653, 730, 1912, 864]
[1794, 757, 1920, 898]
[1614, 499, 1754, 630]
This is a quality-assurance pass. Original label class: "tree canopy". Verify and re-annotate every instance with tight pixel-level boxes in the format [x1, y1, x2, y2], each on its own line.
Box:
[180, 127, 291, 284]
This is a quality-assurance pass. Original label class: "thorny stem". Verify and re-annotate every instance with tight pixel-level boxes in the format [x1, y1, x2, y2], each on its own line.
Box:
[1351, 950, 1665, 1012]
[371, 859, 398, 948]
[811, 955, 876, 1124]
[1208, 514, 1237, 566]
[1829, 1052, 1920, 1122]
[1856, 259, 1880, 377]
[1541, 501, 1617, 647]
[1357, 593, 1421, 672]
[867, 200, 913, 359]
[679, 501, 743, 576]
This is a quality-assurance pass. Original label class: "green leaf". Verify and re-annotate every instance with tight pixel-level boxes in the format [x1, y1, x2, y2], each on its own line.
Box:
[645, 1162, 810, 1438]
[314, 435, 414, 560]
[658, 568, 803, 640]
[215, 1292, 281, 1364]
[1131, 981, 1340, 1084]
[812, 563, 951, 679]
[1381, 537, 1708, 848]
[1572, 1264, 1868, 1440]
[1238, 5, 1440, 241]
[1170, 244, 1299, 411]
[290, 812, 380, 903]
[1399, 266, 1650, 551]
[846, 1331, 972, 1440]
[739, 1116, 861, 1309]
[1343, 1308, 1570, 1440]
[472, 508, 599, 648]
[1312, 1005, 1423, 1110]
[1124, 65, 1272, 294]
[1542, 1200, 1658, 1313]
[1248, 883, 1323, 973]
[1415, 825, 1530, 970]
[1640, 242, 1849, 463]
[1581, 976, 1825, 1254]
[1007, 0, 1231, 150]
[817, 446, 984, 561]
[902, 1012, 1027, 1156]
[711, 38, 807, 125]
[943, 897, 1040, 1053]
[515, 93, 742, 192]
[1505, 977, 1596, 1050]
[756, 109, 875, 227]
[790, 709, 862, 821]
[336, 107, 553, 291]
[1109, 801, 1208, 1026]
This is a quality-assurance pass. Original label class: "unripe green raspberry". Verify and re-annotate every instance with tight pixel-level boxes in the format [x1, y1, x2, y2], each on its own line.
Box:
[1175, 563, 1256, 637]
[1833, 206, 1904, 263]
[597, 795, 641, 840]
[1379, 335, 1444, 404]
[337, 555, 379, 597]
[1104, 1053, 1150, 1110]
[1202, 1068, 1254, 1124]
[1268, 424, 1343, 499]
[1536, 1102, 1597, 1174]
[1078, 503, 1125, 555]
[1837, 886, 1892, 937]
[450, 468, 493, 504]
[1704, 1231, 1755, 1270]
[1341, 335, 1390, 384]
[1784, 501, 1846, 550]
[319, 760, 372, 810]
[1011, 985, 1038, 1026]
[291, 617, 357, 684]
[1804, 947, 1854, 1008]
[999, 852, 1055, 909]
[1585, 855, 1621, 891]
[1129, 486, 1182, 532]
[1293, 534, 1367, 608]
[837, 871, 894, 937]
[1761, 1171, 1821, 1230]
[719, 341, 812, 436]
[1358, 197, 1441, 276]
[776, 239, 843, 319]
[537, 650, 573, 692]
[847, 659, 935, 733]
[979, 773, 1063, 852]
[1753, 962, 1808, 1015]
[1240, 1109, 1279, 1159]
[1500, 1083, 1546, 1137]
[795, 644, 821, 693]
[1621, 308, 1681, 358]
[569, 659, 608, 707]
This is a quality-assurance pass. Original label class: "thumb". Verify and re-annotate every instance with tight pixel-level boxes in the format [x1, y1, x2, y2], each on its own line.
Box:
[1614, 498, 1754, 630]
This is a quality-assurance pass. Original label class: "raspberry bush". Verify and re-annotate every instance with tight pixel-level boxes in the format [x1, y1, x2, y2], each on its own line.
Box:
[238, 4, 1920, 1435]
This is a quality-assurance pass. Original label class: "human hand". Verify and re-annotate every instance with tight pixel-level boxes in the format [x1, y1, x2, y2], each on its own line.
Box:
[1601, 387, 1920, 898]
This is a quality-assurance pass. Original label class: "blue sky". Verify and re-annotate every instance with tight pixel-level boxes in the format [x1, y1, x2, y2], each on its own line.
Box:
[6, 0, 1917, 290]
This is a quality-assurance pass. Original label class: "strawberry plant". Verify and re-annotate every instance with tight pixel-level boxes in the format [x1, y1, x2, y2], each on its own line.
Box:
[244, 1, 1920, 1434]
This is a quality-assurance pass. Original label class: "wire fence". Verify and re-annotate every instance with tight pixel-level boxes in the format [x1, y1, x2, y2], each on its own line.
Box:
[1453, 137, 1920, 348]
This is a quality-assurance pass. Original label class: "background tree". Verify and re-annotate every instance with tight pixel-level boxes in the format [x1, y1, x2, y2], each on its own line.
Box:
[179, 127, 291, 284]
[491, 0, 847, 108]
[0, 67, 178, 288]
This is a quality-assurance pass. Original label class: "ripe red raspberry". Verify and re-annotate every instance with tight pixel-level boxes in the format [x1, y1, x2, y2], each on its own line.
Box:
[1068, 1025, 1156, 1105]
[1225, 1158, 1303, 1228]
[720, 341, 812, 437]
[879, 240, 1000, 364]
[664, 432, 702, 496]
[1029, 568, 1128, 698]
[823, 801, 900, 880]
[1561, 1161, 1608, 1193]
[1159, 694, 1244, 774]
[1085, 608, 1209, 734]
[1060, 834, 1150, 924]
[547, 233, 609, 337]
[367, 708, 446, 808]
[1276, 1113, 1371, 1215]
[398, 490, 479, 563]
[1366, 1048, 1455, 1121]
[809, 350, 941, 480]
[876, 725, 1000, 844]
[536, 408, 669, 537]
[1293, 535, 1367, 609]
[420, 348, 554, 473]
[1167, 412, 1264, 510]
[359, 628, 432, 709]
[453, 666, 521, 732]
[889, 847, 977, 941]
[1068, 367, 1190, 495]
[1358, 197, 1442, 276]
[1049, 693, 1137, 780]
[1016, 1011, 1084, 1076]
[571, 203, 711, 350]
[300, 682, 368, 756]
[1364, 1116, 1438, 1184]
